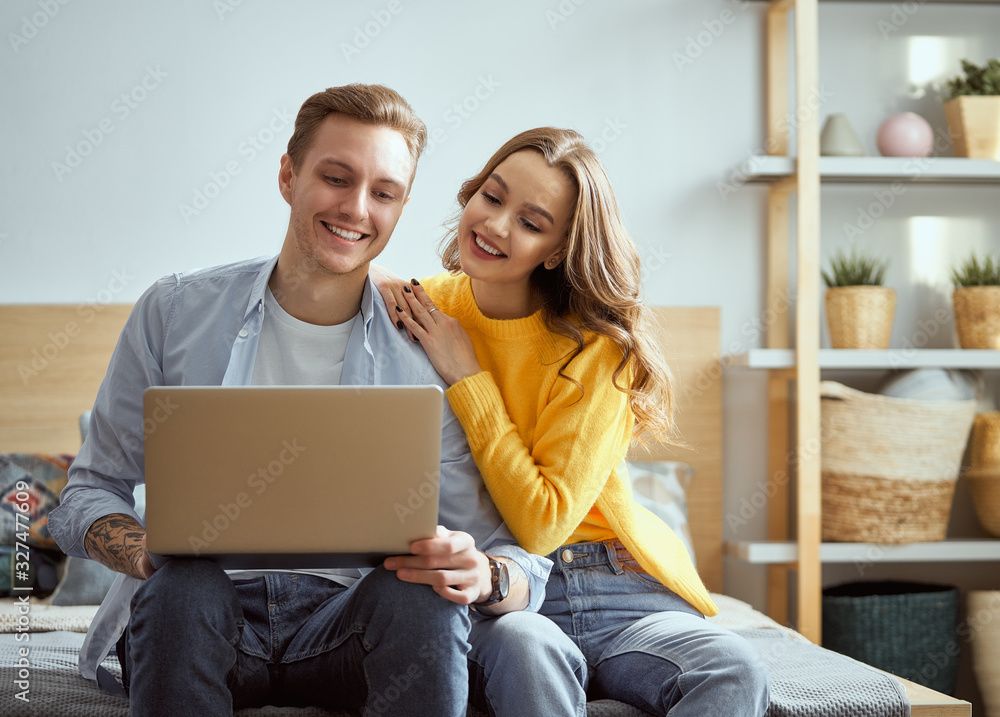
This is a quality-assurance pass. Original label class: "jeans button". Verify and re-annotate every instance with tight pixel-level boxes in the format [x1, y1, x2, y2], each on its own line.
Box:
[561, 549, 574, 563]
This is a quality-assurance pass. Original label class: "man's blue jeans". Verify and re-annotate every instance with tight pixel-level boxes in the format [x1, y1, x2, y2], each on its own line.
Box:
[120, 559, 588, 716]
[540, 540, 771, 717]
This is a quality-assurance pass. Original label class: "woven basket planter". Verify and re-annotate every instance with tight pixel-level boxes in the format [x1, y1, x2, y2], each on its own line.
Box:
[968, 591, 1000, 717]
[953, 286, 1000, 349]
[825, 286, 896, 349]
[820, 381, 977, 544]
[822, 581, 960, 695]
[944, 96, 1000, 160]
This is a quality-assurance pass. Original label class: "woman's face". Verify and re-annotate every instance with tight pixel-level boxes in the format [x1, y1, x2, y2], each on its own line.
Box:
[456, 149, 575, 294]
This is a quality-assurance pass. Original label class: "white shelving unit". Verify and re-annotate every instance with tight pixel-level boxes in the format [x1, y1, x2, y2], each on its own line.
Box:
[731, 0, 1000, 646]
[742, 156, 1000, 184]
[728, 349, 1000, 370]
[726, 539, 1000, 564]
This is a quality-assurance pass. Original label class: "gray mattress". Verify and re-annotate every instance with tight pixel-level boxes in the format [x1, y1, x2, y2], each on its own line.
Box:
[0, 595, 910, 716]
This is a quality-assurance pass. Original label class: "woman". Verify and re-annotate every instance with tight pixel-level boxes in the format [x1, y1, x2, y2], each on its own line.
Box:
[376, 128, 769, 716]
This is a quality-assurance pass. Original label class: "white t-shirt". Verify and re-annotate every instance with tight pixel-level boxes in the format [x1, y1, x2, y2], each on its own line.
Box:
[229, 286, 361, 585]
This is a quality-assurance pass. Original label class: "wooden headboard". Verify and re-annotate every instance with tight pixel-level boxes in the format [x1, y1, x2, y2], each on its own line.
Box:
[0, 304, 723, 591]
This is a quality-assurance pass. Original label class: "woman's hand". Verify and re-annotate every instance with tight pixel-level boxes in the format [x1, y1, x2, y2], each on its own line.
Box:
[400, 281, 482, 386]
[369, 264, 411, 331]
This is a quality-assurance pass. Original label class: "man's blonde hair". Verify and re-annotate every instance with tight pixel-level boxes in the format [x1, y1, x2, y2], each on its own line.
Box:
[286, 84, 427, 179]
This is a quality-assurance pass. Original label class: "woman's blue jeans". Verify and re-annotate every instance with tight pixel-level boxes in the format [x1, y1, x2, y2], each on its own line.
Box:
[540, 540, 771, 717]
[119, 559, 588, 716]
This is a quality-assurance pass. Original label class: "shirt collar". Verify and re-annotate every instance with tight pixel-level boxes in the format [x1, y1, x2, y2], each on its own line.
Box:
[244, 254, 280, 320]
[244, 253, 378, 332]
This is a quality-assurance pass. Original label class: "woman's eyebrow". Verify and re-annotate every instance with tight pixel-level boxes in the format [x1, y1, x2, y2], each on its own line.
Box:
[488, 172, 554, 223]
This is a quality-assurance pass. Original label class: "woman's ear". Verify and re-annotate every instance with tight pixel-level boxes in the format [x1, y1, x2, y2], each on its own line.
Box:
[544, 249, 566, 270]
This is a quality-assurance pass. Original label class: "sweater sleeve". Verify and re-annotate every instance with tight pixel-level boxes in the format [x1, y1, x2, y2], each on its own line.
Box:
[445, 338, 633, 555]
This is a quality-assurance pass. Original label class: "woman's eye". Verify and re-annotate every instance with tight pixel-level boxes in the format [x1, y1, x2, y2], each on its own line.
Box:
[481, 191, 500, 205]
[520, 218, 541, 233]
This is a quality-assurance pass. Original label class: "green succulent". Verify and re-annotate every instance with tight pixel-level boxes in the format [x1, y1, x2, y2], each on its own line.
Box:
[952, 252, 1000, 287]
[946, 58, 1000, 99]
[822, 248, 888, 288]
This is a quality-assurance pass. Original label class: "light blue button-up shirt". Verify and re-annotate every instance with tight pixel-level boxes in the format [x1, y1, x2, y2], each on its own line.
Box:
[48, 254, 551, 683]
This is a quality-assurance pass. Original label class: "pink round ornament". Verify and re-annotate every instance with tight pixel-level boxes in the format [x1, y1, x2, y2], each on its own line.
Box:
[876, 113, 934, 157]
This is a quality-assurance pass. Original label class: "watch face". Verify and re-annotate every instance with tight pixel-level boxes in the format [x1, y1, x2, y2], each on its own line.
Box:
[496, 561, 510, 599]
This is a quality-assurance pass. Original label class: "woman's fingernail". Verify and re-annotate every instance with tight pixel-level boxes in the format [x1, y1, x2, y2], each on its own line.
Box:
[411, 278, 420, 286]
[396, 305, 403, 312]
[396, 320, 404, 329]
[403, 286, 412, 294]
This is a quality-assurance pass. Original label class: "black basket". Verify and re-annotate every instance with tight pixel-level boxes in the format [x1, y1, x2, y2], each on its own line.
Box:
[822, 581, 960, 694]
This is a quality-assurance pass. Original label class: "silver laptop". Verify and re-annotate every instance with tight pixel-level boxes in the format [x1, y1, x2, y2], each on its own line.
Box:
[143, 385, 442, 569]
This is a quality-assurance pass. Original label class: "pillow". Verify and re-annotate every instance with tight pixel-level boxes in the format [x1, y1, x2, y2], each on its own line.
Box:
[0, 453, 74, 597]
[626, 460, 697, 566]
[50, 556, 118, 606]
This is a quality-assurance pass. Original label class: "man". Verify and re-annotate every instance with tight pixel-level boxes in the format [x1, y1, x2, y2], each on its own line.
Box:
[49, 84, 587, 716]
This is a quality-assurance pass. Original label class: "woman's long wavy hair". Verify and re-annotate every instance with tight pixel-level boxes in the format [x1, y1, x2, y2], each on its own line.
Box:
[439, 128, 676, 444]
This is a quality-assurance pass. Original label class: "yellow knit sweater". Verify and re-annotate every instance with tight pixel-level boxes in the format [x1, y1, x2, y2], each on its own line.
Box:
[423, 272, 717, 617]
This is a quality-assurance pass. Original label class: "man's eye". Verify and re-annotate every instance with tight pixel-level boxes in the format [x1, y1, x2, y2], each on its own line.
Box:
[326, 176, 345, 184]
[375, 191, 395, 201]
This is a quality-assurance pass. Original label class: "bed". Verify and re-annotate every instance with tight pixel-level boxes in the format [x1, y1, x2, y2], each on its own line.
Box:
[0, 303, 972, 716]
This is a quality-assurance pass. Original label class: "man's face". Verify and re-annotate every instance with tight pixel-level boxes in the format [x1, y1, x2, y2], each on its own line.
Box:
[278, 114, 414, 282]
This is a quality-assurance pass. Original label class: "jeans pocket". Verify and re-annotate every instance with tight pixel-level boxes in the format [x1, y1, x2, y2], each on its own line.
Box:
[620, 558, 666, 587]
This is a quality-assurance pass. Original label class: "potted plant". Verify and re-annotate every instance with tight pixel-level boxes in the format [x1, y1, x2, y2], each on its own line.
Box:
[952, 252, 1000, 349]
[943, 58, 1000, 160]
[822, 248, 894, 349]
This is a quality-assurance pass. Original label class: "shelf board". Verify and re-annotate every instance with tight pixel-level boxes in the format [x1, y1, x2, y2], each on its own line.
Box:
[726, 348, 1000, 370]
[742, 156, 1000, 184]
[749, 0, 1000, 4]
[725, 539, 1000, 564]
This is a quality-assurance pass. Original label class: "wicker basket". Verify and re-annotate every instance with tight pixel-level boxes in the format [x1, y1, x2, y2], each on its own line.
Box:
[825, 286, 896, 349]
[953, 287, 1000, 349]
[820, 381, 976, 544]
[823, 581, 960, 695]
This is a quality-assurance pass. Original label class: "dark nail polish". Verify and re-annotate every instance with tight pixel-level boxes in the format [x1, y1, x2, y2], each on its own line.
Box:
[403, 286, 412, 293]
[396, 320, 404, 329]
[411, 278, 420, 286]
[396, 305, 403, 312]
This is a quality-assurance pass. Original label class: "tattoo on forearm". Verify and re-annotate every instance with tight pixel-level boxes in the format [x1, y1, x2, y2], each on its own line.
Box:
[85, 513, 147, 579]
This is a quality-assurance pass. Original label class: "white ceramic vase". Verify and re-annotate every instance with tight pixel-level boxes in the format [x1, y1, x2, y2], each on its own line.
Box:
[820, 113, 866, 156]
[968, 590, 1000, 717]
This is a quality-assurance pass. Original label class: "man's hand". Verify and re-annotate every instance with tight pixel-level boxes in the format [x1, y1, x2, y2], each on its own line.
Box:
[84, 513, 155, 580]
[384, 526, 531, 615]
[383, 526, 491, 604]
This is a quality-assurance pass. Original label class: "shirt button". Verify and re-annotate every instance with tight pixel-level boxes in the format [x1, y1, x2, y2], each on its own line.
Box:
[561, 549, 574, 563]
[238, 329, 248, 338]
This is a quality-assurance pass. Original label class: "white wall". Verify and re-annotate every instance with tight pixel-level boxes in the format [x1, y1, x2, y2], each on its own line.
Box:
[3, 0, 999, 651]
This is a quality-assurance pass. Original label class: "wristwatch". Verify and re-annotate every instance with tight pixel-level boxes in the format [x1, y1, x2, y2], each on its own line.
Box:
[476, 556, 510, 606]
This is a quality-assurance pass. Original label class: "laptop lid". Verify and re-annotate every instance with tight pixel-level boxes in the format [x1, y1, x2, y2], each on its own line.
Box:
[143, 385, 442, 569]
